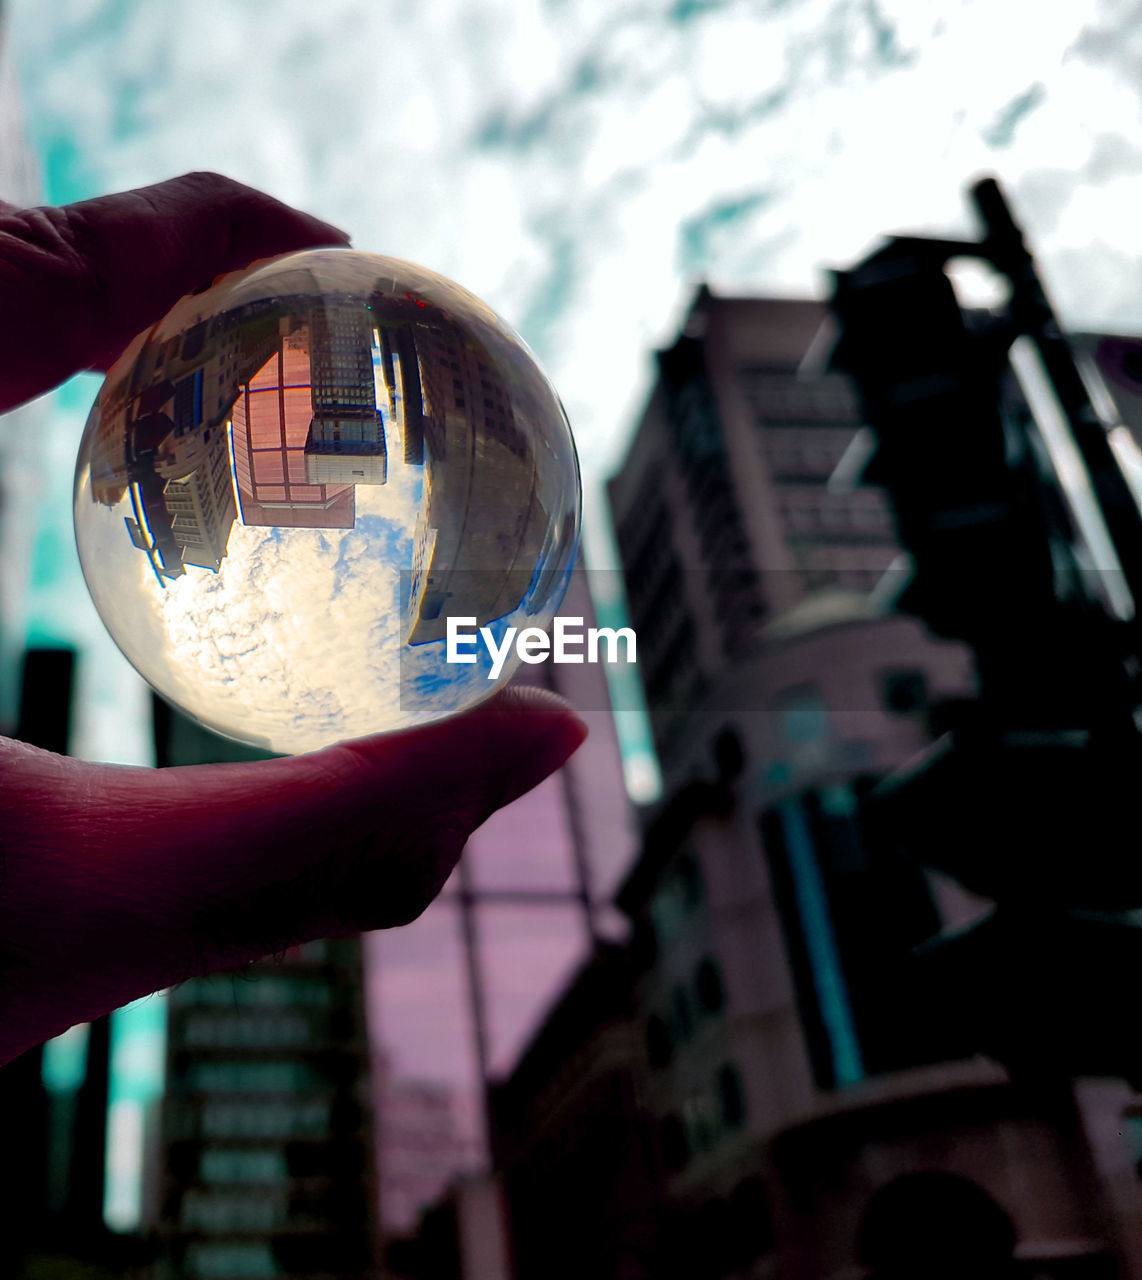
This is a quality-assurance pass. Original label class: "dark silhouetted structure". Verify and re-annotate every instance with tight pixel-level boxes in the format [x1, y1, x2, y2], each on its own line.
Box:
[856, 1171, 1017, 1280]
[595, 190, 1142, 1275]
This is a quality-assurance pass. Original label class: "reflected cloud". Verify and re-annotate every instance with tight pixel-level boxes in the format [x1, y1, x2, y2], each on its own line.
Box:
[75, 250, 580, 752]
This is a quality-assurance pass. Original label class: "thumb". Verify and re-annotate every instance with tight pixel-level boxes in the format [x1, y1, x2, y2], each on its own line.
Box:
[0, 687, 586, 1062]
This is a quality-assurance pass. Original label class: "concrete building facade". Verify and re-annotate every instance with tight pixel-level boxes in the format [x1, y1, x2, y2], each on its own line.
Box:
[591, 287, 1142, 1277]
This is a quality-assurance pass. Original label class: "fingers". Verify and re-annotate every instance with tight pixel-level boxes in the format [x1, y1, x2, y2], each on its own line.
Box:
[0, 688, 587, 1063]
[0, 171, 351, 412]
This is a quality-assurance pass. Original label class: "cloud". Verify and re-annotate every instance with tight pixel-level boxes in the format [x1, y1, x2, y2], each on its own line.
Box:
[11, 0, 1142, 660]
[981, 82, 1047, 148]
[678, 190, 774, 274]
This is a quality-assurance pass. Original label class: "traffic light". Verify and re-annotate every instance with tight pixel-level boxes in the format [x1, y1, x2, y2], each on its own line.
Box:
[829, 179, 1142, 1078]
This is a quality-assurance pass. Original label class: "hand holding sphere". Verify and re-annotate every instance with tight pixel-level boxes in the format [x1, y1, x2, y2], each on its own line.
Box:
[0, 173, 586, 1065]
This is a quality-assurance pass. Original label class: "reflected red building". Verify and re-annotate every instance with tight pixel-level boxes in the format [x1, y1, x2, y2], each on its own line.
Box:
[231, 330, 357, 530]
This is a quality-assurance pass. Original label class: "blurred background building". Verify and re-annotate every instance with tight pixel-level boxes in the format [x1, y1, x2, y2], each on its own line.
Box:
[155, 941, 377, 1278]
[368, 561, 637, 1277]
[146, 715, 379, 1280]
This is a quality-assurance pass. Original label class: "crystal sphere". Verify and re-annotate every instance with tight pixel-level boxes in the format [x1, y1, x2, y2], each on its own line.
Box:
[74, 250, 581, 753]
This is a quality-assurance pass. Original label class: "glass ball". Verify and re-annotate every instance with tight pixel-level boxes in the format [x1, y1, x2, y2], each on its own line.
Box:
[74, 249, 581, 753]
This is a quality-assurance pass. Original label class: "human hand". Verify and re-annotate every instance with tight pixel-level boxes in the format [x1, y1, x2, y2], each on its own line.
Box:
[0, 170, 352, 411]
[0, 172, 587, 1065]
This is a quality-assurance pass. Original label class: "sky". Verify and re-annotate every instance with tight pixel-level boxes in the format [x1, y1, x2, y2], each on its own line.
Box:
[7, 0, 1142, 767]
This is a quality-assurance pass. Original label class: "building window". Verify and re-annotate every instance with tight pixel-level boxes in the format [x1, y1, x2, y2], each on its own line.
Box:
[659, 1114, 689, 1172]
[776, 686, 829, 746]
[200, 1148, 287, 1184]
[676, 851, 704, 910]
[650, 849, 706, 946]
[651, 887, 684, 946]
[881, 669, 928, 716]
[671, 984, 694, 1043]
[717, 1063, 746, 1128]
[695, 956, 726, 1016]
[631, 915, 658, 971]
[682, 1092, 719, 1155]
[185, 1060, 316, 1093]
[646, 1015, 672, 1070]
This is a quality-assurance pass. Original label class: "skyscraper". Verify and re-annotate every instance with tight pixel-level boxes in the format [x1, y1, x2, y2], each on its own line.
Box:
[599, 286, 1142, 1278]
[608, 288, 906, 775]
[161, 427, 238, 573]
[304, 305, 387, 486]
[156, 940, 378, 1279]
[152, 712, 380, 1280]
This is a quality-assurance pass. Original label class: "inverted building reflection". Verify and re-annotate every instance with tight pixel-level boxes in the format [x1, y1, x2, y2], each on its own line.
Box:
[87, 278, 552, 643]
